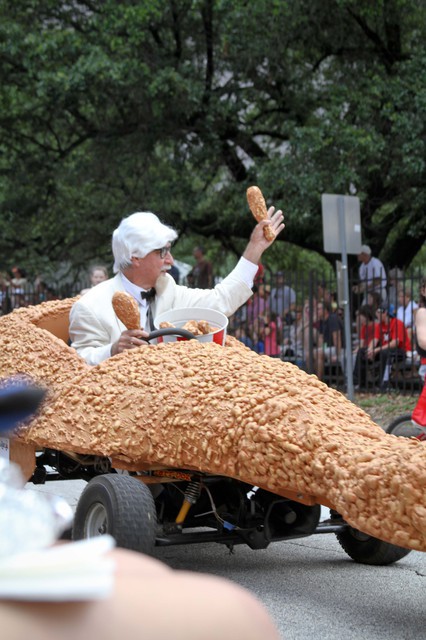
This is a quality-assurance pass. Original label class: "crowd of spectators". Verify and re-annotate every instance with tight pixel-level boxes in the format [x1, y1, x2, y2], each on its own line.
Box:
[0, 267, 60, 314]
[0, 264, 107, 314]
[229, 249, 425, 393]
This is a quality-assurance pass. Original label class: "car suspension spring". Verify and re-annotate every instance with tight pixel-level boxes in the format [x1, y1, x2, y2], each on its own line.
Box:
[175, 481, 201, 524]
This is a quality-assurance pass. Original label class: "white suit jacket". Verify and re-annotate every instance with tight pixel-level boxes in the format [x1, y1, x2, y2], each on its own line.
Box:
[69, 267, 253, 365]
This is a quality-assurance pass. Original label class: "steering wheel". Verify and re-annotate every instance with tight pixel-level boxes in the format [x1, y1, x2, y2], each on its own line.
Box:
[144, 328, 197, 342]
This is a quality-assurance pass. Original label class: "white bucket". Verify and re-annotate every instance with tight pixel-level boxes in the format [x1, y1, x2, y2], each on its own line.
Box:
[154, 307, 228, 346]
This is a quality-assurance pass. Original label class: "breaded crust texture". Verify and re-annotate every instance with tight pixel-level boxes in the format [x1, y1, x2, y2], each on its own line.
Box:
[112, 291, 140, 330]
[3, 297, 426, 552]
[246, 186, 276, 241]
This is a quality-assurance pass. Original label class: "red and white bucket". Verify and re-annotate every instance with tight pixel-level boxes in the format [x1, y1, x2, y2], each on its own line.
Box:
[154, 307, 228, 346]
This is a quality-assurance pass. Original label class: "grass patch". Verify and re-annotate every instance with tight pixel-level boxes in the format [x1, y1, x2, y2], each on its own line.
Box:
[353, 392, 417, 428]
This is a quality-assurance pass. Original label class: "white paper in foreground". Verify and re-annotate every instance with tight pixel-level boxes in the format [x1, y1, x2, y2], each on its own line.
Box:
[0, 535, 116, 601]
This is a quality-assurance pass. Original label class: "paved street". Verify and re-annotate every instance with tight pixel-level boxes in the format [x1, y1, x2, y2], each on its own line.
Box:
[28, 479, 426, 640]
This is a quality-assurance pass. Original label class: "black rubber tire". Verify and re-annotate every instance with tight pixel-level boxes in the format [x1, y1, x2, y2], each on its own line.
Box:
[386, 413, 420, 438]
[331, 510, 410, 565]
[72, 474, 157, 554]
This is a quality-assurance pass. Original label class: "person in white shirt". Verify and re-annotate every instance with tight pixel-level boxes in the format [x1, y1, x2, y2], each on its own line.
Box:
[396, 285, 418, 336]
[353, 244, 387, 306]
[69, 209, 284, 365]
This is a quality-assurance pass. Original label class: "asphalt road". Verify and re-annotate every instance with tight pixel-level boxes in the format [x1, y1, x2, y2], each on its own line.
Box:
[27, 479, 426, 640]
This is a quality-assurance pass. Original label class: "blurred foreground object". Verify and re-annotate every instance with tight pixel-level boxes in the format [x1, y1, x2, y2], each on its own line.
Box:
[0, 379, 114, 601]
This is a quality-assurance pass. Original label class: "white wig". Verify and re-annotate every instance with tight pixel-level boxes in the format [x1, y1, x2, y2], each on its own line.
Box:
[112, 212, 178, 273]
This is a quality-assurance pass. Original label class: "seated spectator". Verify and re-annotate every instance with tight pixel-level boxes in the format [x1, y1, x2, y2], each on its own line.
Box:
[355, 304, 376, 349]
[233, 323, 253, 350]
[353, 305, 411, 391]
[261, 311, 281, 357]
[396, 285, 418, 337]
[251, 317, 265, 354]
[313, 301, 344, 380]
[353, 305, 376, 385]
[270, 271, 296, 324]
[282, 305, 307, 370]
[81, 264, 109, 295]
[299, 299, 320, 370]
[247, 283, 270, 328]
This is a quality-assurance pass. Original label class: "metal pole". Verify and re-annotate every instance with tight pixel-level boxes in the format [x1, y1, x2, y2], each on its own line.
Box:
[337, 196, 354, 400]
[308, 272, 314, 374]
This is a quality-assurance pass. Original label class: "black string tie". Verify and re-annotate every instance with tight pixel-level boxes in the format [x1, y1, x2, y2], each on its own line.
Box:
[141, 288, 156, 302]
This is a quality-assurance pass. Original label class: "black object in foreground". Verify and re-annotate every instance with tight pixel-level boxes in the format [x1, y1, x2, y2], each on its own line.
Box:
[0, 383, 46, 434]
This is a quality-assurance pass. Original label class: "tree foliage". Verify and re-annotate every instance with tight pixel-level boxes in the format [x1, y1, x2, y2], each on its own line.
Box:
[0, 0, 425, 278]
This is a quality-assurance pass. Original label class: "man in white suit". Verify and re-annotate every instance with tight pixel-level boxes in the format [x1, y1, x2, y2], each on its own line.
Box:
[69, 209, 284, 365]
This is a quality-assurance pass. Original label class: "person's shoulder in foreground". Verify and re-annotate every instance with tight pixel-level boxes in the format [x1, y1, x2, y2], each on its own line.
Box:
[1, 547, 281, 640]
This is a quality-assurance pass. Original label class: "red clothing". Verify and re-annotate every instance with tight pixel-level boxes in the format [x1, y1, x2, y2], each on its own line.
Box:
[264, 320, 281, 356]
[374, 318, 411, 352]
[412, 384, 426, 427]
[254, 263, 265, 286]
[360, 322, 376, 346]
[412, 356, 426, 427]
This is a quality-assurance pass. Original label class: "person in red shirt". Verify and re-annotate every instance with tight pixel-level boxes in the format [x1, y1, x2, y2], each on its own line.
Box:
[353, 305, 376, 387]
[353, 304, 409, 390]
[261, 311, 282, 357]
[355, 304, 376, 348]
[368, 306, 411, 390]
[371, 306, 411, 350]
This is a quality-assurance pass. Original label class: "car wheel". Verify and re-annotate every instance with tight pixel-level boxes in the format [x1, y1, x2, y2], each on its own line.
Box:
[386, 413, 420, 438]
[331, 511, 410, 565]
[72, 473, 156, 554]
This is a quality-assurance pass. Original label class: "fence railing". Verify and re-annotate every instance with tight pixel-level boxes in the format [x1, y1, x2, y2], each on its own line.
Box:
[227, 269, 425, 395]
[0, 282, 83, 315]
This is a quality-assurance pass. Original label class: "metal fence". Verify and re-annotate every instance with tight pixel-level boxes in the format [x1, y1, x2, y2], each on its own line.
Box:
[0, 284, 79, 315]
[227, 268, 425, 396]
[1, 269, 424, 395]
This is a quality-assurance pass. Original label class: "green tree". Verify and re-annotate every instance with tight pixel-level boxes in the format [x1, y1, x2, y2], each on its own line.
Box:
[0, 0, 425, 278]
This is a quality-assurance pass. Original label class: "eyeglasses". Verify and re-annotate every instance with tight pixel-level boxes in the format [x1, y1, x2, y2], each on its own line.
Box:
[155, 245, 172, 259]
